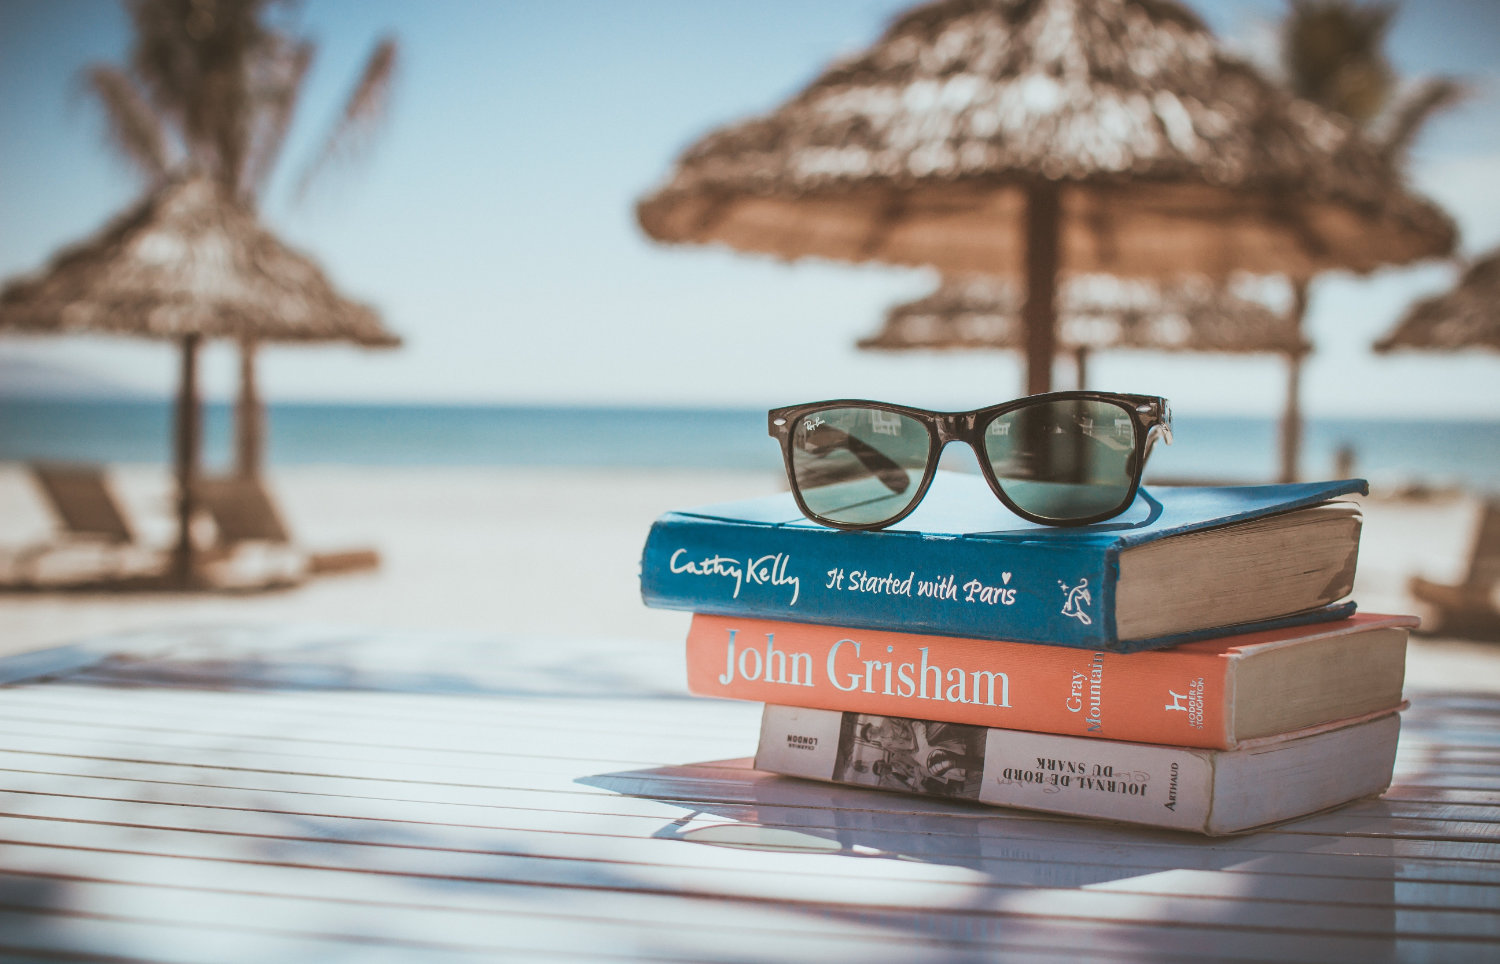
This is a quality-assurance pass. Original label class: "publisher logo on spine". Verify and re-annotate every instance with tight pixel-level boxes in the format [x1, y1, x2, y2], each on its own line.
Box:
[1164, 677, 1206, 729]
[1058, 578, 1091, 624]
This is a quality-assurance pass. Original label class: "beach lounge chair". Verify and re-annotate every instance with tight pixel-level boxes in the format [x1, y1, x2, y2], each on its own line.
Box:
[6, 463, 161, 584]
[1410, 498, 1500, 639]
[196, 475, 381, 579]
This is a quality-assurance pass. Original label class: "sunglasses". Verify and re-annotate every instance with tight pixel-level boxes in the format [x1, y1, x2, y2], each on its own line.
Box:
[768, 391, 1172, 530]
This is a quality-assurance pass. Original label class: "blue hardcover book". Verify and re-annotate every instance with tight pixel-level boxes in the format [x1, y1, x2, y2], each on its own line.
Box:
[639, 472, 1366, 652]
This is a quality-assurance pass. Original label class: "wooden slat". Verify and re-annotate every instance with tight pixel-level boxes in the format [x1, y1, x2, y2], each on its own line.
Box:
[1, 726, 1497, 850]
[1, 739, 1498, 861]
[0, 842, 1493, 963]
[1, 788, 1498, 915]
[0, 895, 1464, 964]
[0, 721, 1497, 847]
[4, 765, 1498, 891]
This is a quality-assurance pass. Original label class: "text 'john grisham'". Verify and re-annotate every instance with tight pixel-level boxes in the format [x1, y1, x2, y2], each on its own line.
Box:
[716, 626, 1019, 709]
[667, 549, 1020, 609]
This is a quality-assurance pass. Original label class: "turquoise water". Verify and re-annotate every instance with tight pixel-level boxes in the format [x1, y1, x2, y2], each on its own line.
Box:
[2, 399, 1497, 492]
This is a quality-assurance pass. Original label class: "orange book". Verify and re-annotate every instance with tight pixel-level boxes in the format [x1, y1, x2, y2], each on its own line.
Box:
[686, 612, 1415, 749]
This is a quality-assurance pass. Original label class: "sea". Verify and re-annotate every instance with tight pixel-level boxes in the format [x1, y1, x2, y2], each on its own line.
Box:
[2, 398, 1497, 493]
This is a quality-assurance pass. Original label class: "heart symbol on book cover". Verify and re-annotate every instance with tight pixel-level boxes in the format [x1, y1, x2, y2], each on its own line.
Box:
[1001, 572, 1011, 584]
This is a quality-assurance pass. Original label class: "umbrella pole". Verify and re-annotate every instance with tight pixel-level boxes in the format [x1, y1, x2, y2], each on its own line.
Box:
[1278, 281, 1310, 484]
[235, 336, 263, 479]
[1022, 182, 1061, 396]
[171, 333, 203, 588]
[1280, 352, 1304, 484]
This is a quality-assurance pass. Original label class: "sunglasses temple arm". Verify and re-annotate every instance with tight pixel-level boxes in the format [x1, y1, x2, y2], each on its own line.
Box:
[1142, 422, 1172, 462]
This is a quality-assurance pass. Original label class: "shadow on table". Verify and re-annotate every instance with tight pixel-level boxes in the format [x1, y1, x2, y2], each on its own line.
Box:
[579, 759, 1413, 957]
[574, 691, 1500, 955]
[4, 623, 693, 699]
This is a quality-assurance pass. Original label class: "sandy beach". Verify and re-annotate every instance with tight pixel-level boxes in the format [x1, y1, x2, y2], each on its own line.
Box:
[1, 462, 1496, 691]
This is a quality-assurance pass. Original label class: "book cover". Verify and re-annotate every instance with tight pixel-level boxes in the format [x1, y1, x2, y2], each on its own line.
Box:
[641, 471, 1367, 651]
[756, 705, 1402, 835]
[688, 613, 1413, 749]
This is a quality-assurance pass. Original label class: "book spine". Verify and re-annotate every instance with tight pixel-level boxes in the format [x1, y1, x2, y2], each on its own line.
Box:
[756, 704, 1219, 832]
[641, 513, 1120, 648]
[690, 614, 1234, 748]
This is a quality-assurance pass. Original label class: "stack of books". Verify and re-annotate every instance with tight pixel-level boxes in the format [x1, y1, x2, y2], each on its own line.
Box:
[639, 470, 1414, 834]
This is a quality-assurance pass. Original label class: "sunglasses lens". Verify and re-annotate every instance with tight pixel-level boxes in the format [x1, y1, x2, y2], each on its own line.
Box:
[982, 399, 1139, 522]
[789, 407, 931, 527]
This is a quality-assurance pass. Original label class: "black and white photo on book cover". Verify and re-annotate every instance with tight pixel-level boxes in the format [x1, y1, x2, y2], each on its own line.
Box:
[833, 712, 987, 798]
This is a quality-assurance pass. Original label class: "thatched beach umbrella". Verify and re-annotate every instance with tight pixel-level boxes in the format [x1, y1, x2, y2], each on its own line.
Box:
[861, 273, 1310, 379]
[861, 273, 1312, 478]
[0, 175, 399, 587]
[637, 0, 1455, 396]
[1375, 248, 1500, 354]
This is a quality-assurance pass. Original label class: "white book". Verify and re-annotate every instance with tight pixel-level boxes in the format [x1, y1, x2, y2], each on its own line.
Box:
[756, 704, 1401, 835]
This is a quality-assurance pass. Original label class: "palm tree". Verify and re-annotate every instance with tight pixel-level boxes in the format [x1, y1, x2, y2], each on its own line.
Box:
[1273, 0, 1461, 481]
[1281, 0, 1462, 160]
[83, 0, 398, 477]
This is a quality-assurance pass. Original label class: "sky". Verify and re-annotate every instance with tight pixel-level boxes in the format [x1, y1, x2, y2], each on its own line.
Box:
[1, 0, 1498, 417]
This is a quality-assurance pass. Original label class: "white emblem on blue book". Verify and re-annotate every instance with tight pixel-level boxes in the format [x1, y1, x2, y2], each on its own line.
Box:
[1060, 578, 1092, 625]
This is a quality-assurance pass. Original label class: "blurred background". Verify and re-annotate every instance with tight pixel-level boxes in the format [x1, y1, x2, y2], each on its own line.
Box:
[1, 0, 1497, 656]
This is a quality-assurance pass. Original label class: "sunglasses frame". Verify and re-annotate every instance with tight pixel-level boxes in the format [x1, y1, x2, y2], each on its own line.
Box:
[768, 391, 1172, 530]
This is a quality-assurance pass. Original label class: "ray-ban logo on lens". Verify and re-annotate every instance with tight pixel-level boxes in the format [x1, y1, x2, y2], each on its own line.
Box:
[803, 416, 825, 432]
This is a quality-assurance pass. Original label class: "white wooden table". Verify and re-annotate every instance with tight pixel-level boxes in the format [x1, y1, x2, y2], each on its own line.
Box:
[0, 625, 1496, 962]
